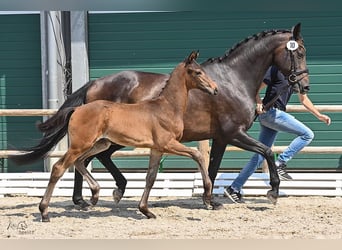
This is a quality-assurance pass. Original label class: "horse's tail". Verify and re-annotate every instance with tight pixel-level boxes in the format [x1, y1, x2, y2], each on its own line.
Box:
[9, 107, 75, 165]
[37, 80, 93, 133]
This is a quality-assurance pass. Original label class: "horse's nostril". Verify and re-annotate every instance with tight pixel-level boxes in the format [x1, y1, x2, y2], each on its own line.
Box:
[214, 88, 218, 95]
[304, 86, 310, 92]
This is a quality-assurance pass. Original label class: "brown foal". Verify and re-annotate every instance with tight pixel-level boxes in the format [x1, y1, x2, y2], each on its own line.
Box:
[38, 51, 218, 221]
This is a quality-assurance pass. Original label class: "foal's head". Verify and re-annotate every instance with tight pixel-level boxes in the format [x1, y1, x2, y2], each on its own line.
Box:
[179, 51, 218, 95]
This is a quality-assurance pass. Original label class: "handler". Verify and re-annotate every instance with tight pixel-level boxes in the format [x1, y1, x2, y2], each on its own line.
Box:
[224, 65, 331, 203]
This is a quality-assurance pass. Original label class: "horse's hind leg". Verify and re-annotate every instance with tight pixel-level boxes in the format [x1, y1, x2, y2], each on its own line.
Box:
[139, 149, 163, 219]
[230, 131, 280, 204]
[96, 145, 127, 203]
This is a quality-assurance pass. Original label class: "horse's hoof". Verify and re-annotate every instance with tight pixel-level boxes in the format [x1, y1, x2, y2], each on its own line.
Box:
[112, 188, 123, 204]
[74, 199, 91, 209]
[266, 190, 278, 205]
[210, 200, 224, 210]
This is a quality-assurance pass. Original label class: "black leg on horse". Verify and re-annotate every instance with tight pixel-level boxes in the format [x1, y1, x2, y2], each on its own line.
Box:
[72, 156, 94, 208]
[207, 139, 227, 209]
[230, 131, 280, 204]
[96, 145, 127, 203]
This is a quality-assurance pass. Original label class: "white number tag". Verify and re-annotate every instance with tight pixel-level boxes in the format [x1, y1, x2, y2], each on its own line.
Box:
[286, 40, 299, 51]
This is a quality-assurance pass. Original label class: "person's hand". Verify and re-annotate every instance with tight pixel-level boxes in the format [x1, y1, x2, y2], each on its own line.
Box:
[256, 103, 265, 114]
[318, 114, 331, 125]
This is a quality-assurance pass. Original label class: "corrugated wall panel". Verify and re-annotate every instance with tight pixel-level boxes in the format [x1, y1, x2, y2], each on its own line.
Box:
[0, 14, 43, 172]
[88, 11, 342, 171]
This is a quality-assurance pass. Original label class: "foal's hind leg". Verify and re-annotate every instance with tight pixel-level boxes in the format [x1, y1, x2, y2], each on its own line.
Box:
[165, 140, 212, 209]
[72, 145, 127, 207]
[39, 153, 76, 222]
[74, 139, 113, 206]
[73, 159, 93, 208]
[74, 159, 101, 206]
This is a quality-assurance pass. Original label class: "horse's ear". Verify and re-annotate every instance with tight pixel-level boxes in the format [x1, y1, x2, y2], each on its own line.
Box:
[292, 23, 302, 40]
[185, 50, 200, 65]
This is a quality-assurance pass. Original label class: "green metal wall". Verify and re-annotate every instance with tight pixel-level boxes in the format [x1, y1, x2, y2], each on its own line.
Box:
[0, 14, 43, 172]
[87, 11, 341, 171]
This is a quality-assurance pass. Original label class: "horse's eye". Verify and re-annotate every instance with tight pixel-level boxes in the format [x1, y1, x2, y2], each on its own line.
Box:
[297, 52, 304, 59]
[195, 71, 202, 75]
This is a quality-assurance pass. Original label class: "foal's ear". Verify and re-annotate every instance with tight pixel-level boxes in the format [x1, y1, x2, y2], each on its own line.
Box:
[292, 23, 302, 40]
[185, 50, 200, 65]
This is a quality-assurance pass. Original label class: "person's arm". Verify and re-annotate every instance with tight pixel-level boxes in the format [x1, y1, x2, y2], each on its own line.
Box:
[298, 93, 331, 125]
[256, 82, 267, 114]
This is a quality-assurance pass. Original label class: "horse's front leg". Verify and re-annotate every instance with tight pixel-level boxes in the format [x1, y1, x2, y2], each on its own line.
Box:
[263, 148, 280, 204]
[139, 149, 163, 219]
[207, 139, 227, 209]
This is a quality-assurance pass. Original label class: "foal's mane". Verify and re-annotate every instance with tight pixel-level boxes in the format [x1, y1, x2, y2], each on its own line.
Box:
[206, 29, 291, 63]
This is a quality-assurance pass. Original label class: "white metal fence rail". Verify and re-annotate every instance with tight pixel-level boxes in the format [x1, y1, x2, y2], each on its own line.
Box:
[1, 172, 342, 198]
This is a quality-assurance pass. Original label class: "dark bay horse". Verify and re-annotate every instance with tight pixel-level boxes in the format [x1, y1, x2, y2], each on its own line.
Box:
[12, 51, 218, 221]
[12, 23, 310, 209]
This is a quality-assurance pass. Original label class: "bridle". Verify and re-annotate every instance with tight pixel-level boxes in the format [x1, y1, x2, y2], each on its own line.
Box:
[286, 39, 309, 92]
[254, 39, 310, 119]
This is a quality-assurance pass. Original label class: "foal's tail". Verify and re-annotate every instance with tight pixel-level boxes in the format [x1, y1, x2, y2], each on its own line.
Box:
[9, 107, 75, 165]
[37, 80, 93, 133]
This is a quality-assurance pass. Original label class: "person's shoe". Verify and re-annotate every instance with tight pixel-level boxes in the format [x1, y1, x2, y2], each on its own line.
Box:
[224, 186, 244, 203]
[276, 162, 293, 181]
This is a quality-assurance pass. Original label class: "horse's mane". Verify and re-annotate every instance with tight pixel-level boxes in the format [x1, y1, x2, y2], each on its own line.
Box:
[206, 29, 291, 63]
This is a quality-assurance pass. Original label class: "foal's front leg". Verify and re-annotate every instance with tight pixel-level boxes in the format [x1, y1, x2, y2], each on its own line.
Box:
[165, 140, 212, 209]
[139, 149, 163, 219]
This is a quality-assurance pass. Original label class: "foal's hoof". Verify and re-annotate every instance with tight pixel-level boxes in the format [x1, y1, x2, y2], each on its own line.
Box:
[210, 200, 224, 210]
[41, 216, 50, 222]
[202, 195, 213, 210]
[140, 209, 157, 219]
[146, 213, 157, 219]
[266, 190, 278, 205]
[112, 188, 123, 204]
[90, 196, 99, 206]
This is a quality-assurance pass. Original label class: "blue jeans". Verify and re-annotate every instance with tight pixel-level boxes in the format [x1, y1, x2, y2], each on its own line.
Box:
[230, 107, 314, 192]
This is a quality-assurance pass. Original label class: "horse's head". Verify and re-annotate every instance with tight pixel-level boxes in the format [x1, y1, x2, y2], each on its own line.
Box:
[273, 23, 310, 94]
[183, 51, 218, 95]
